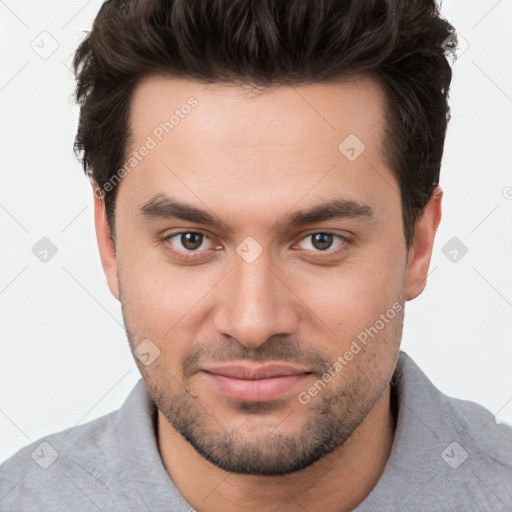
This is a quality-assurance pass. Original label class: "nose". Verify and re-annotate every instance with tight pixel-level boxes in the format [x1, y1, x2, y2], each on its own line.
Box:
[212, 250, 300, 348]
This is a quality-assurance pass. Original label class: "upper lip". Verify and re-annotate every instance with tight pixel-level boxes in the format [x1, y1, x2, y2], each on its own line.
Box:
[202, 364, 311, 380]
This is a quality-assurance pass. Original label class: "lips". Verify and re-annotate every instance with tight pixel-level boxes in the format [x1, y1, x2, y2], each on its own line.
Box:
[201, 364, 313, 401]
[203, 364, 310, 380]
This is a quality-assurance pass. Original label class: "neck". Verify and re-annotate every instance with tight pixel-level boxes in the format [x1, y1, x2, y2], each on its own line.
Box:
[157, 384, 396, 512]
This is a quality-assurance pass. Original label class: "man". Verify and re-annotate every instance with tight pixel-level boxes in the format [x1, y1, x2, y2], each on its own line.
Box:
[1, 0, 511, 510]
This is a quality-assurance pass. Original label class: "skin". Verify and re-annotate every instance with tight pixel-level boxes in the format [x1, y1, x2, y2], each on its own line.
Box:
[94, 76, 442, 512]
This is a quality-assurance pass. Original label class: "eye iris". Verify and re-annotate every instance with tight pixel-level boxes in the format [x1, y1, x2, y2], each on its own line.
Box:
[181, 233, 203, 250]
[312, 233, 333, 250]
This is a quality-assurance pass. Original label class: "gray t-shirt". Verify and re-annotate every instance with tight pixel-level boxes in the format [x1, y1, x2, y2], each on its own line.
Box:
[1, 350, 511, 511]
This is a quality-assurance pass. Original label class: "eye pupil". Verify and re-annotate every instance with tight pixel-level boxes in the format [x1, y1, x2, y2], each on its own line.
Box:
[181, 232, 203, 250]
[312, 233, 333, 250]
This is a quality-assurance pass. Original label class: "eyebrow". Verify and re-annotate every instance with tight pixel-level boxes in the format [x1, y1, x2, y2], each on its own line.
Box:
[139, 194, 373, 232]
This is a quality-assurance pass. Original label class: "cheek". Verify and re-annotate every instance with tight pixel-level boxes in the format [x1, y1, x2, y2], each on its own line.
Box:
[117, 242, 222, 343]
[292, 248, 406, 342]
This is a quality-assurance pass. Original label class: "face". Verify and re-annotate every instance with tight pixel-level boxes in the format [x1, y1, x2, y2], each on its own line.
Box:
[95, 76, 439, 476]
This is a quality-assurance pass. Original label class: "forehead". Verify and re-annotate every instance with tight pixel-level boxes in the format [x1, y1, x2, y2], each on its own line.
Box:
[119, 75, 397, 228]
[127, 75, 388, 166]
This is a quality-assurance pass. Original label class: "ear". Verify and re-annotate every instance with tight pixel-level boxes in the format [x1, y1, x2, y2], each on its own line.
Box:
[93, 184, 120, 300]
[405, 186, 443, 301]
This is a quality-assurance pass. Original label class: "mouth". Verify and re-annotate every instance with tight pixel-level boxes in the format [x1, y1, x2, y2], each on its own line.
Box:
[201, 364, 313, 402]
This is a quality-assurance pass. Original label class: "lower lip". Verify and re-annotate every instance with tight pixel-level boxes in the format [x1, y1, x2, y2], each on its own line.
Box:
[202, 371, 312, 402]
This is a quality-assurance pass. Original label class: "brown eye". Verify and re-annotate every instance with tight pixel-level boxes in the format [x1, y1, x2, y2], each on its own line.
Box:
[179, 232, 204, 251]
[164, 231, 212, 255]
[295, 232, 349, 258]
[161, 230, 222, 262]
[311, 233, 334, 250]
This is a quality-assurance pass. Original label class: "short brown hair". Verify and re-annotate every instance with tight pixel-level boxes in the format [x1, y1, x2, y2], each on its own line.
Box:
[73, 0, 456, 246]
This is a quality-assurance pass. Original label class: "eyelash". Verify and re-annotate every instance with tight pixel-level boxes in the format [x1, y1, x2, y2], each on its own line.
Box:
[160, 230, 351, 261]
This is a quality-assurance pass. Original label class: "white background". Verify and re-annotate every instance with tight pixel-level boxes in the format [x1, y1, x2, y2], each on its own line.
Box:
[1, 0, 511, 464]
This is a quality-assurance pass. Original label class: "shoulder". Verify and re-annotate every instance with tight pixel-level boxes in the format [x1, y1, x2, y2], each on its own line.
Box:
[401, 351, 512, 467]
[0, 410, 120, 511]
[361, 352, 512, 511]
[445, 392, 512, 467]
[396, 351, 512, 467]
